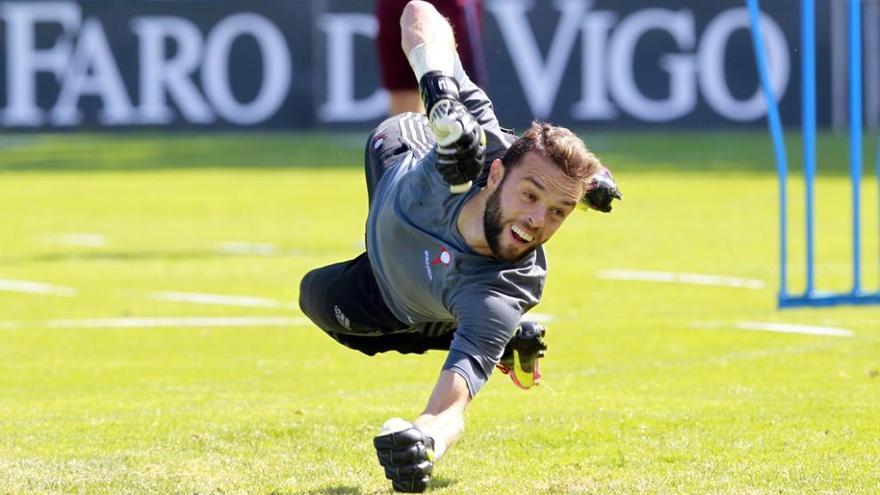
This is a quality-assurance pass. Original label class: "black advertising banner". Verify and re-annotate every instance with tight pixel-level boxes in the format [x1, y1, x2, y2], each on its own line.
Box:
[0, 0, 315, 129]
[481, 0, 825, 129]
[0, 0, 826, 130]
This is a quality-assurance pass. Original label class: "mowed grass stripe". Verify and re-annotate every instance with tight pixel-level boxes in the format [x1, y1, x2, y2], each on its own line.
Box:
[45, 232, 109, 247]
[148, 291, 291, 309]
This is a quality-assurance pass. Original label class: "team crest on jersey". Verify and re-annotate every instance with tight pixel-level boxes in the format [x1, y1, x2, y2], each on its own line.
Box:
[423, 246, 452, 281]
[431, 247, 452, 267]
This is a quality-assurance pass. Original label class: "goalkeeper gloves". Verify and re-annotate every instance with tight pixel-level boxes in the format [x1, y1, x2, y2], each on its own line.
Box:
[419, 71, 486, 193]
[374, 418, 437, 493]
[582, 165, 623, 213]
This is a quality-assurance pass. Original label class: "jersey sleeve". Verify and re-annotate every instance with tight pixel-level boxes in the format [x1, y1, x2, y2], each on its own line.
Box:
[453, 56, 499, 131]
[441, 349, 489, 398]
[442, 288, 527, 396]
[452, 56, 516, 172]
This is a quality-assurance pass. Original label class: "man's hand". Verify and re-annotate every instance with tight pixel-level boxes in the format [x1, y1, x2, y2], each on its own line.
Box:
[374, 418, 436, 493]
[430, 100, 486, 192]
[420, 71, 486, 193]
[582, 165, 623, 213]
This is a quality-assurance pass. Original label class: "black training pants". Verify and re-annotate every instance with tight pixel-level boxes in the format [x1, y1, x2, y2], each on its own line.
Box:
[298, 114, 453, 355]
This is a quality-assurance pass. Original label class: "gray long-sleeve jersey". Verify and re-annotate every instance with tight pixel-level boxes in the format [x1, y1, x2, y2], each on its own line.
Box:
[365, 61, 547, 396]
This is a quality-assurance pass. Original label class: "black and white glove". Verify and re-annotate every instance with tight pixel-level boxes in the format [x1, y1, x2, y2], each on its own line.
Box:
[419, 71, 486, 193]
[373, 418, 436, 493]
[582, 165, 623, 213]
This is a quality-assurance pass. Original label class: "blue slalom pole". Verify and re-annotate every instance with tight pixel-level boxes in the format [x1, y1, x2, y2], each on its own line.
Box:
[850, 0, 863, 294]
[803, 0, 817, 296]
[746, 0, 789, 302]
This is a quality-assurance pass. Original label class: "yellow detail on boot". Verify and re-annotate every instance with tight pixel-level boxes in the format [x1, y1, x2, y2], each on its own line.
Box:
[512, 350, 536, 388]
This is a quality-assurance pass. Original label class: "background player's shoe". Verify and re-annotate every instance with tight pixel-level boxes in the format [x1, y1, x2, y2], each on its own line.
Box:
[496, 322, 547, 389]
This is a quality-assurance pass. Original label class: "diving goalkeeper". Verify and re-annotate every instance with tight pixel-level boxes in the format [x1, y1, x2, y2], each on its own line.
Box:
[298, 1, 621, 491]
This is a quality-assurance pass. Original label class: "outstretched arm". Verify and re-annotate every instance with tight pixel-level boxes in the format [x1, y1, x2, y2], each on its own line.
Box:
[399, 1, 486, 193]
[414, 369, 471, 452]
[372, 369, 471, 493]
[402, 1, 502, 135]
[401, 1, 456, 60]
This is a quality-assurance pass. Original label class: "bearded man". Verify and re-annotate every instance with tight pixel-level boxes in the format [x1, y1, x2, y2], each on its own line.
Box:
[298, 1, 621, 492]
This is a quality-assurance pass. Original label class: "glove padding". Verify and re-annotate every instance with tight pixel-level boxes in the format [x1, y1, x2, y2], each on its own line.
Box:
[429, 99, 486, 191]
[419, 71, 460, 117]
[419, 71, 485, 191]
[374, 422, 436, 493]
[582, 165, 622, 212]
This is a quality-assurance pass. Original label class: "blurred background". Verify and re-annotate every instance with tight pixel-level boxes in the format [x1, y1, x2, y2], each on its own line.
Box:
[0, 0, 877, 132]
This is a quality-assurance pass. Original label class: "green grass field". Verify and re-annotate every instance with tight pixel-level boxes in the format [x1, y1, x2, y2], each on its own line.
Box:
[0, 131, 878, 494]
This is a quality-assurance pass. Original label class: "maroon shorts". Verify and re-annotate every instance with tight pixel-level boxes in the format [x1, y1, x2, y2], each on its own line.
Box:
[376, 0, 487, 90]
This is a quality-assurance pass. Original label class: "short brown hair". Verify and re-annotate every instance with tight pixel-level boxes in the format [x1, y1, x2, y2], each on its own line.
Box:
[501, 122, 601, 184]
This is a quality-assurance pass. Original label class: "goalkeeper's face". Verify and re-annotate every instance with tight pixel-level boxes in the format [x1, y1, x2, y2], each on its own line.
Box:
[483, 154, 584, 263]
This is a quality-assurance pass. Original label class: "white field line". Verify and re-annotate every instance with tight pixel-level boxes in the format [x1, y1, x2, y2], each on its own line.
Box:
[149, 291, 293, 309]
[692, 321, 854, 338]
[45, 316, 310, 329]
[0, 321, 22, 330]
[46, 233, 108, 247]
[525, 312, 554, 323]
[0, 279, 77, 296]
[598, 269, 765, 290]
[216, 242, 278, 256]
[736, 321, 854, 337]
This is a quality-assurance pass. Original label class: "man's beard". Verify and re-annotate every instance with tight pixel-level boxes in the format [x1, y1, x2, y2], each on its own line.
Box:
[483, 186, 537, 262]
